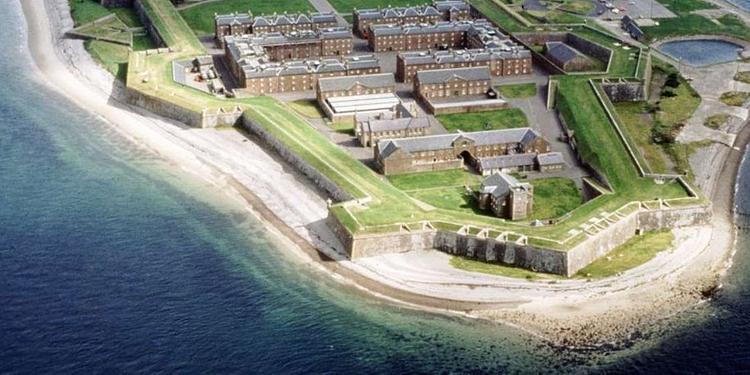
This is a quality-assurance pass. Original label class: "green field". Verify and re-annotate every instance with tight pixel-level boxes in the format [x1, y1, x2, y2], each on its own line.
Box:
[436, 108, 529, 132]
[69, 0, 111, 26]
[327, 0, 425, 13]
[575, 229, 675, 278]
[496, 83, 537, 98]
[179, 0, 315, 37]
[642, 0, 750, 42]
[111, 7, 143, 27]
[529, 178, 583, 220]
[389, 169, 482, 190]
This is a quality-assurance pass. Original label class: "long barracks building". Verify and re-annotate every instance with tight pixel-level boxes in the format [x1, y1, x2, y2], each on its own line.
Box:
[225, 31, 378, 93]
[396, 47, 532, 82]
[352, 0, 470, 37]
[214, 12, 338, 45]
[374, 128, 551, 175]
[368, 19, 527, 54]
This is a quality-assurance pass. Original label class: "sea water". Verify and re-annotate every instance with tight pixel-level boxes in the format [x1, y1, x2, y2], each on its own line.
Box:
[659, 39, 744, 67]
[2, 2, 750, 372]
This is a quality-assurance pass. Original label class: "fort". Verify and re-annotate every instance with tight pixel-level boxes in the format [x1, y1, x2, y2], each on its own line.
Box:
[94, 0, 714, 279]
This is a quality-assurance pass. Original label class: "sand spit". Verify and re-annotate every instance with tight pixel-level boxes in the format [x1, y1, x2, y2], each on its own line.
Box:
[21, 0, 746, 347]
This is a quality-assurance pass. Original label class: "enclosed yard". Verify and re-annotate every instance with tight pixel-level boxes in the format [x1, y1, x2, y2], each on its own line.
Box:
[436, 108, 529, 132]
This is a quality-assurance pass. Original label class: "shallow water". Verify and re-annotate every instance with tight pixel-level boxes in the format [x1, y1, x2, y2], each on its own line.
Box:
[2, 1, 750, 372]
[659, 39, 743, 66]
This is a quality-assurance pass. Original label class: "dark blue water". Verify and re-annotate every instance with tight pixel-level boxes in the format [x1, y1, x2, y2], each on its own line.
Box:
[659, 39, 743, 67]
[3, 2, 750, 372]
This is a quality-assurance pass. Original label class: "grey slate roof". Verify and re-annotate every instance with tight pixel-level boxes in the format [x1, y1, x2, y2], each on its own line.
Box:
[317, 73, 395, 92]
[365, 117, 431, 133]
[434, 0, 470, 11]
[399, 47, 530, 65]
[536, 152, 565, 166]
[480, 172, 527, 198]
[478, 153, 537, 171]
[216, 13, 252, 26]
[354, 4, 446, 20]
[377, 128, 541, 159]
[545, 42, 585, 64]
[415, 66, 490, 84]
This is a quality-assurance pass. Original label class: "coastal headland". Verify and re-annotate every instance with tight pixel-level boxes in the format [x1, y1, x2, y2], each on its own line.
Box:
[20, 0, 749, 346]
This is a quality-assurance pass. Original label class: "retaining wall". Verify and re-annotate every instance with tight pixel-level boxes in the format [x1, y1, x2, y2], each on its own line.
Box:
[133, 0, 166, 47]
[601, 80, 645, 102]
[241, 116, 355, 203]
[101, 0, 134, 7]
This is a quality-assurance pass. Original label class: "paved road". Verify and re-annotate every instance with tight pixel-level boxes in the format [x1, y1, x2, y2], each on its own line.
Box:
[308, 0, 349, 27]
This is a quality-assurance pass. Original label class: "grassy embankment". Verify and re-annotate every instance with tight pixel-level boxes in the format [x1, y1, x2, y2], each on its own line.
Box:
[390, 170, 584, 221]
[641, 0, 750, 42]
[69, 0, 111, 26]
[611, 60, 701, 174]
[179, 0, 315, 37]
[496, 83, 537, 98]
[69, 1, 156, 81]
[436, 108, 528, 132]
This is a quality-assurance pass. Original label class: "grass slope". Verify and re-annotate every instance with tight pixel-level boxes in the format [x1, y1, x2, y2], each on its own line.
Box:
[69, 0, 111, 26]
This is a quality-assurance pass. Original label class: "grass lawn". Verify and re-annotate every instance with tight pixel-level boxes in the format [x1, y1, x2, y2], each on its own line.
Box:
[557, 0, 594, 15]
[574, 229, 675, 278]
[436, 108, 528, 132]
[528, 178, 583, 220]
[735, 71, 750, 84]
[74, 16, 133, 44]
[643, 0, 750, 42]
[719, 91, 750, 107]
[409, 187, 483, 214]
[496, 83, 537, 98]
[389, 169, 482, 190]
[85, 40, 130, 81]
[704, 113, 731, 129]
[179, 0, 316, 36]
[331, 121, 355, 135]
[610, 61, 700, 174]
[288, 99, 324, 118]
[327, 0, 424, 13]
[404, 177, 582, 221]
[450, 256, 564, 280]
[69, 0, 111, 26]
[467, 0, 530, 32]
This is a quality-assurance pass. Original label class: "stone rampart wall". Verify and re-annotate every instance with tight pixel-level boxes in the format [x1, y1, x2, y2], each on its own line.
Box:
[241, 116, 355, 203]
[133, 0, 166, 47]
[601, 81, 645, 102]
[125, 87, 203, 127]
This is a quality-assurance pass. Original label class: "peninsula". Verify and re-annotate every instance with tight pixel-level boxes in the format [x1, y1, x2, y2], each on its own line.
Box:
[23, 0, 750, 346]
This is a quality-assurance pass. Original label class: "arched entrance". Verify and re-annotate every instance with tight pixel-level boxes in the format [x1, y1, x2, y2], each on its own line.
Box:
[459, 150, 477, 170]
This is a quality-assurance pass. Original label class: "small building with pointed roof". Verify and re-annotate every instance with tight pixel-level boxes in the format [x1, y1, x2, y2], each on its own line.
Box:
[477, 172, 534, 220]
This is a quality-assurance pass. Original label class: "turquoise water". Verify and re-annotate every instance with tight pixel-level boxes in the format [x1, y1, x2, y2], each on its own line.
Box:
[3, 1, 750, 372]
[659, 39, 743, 66]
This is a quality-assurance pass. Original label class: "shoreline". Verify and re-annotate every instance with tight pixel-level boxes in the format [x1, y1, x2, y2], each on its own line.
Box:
[21, 0, 746, 346]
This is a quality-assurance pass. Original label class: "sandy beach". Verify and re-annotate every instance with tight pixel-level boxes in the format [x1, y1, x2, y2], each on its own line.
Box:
[20, 0, 748, 346]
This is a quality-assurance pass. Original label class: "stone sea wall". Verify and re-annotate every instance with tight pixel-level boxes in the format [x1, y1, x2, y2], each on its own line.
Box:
[241, 116, 355, 203]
